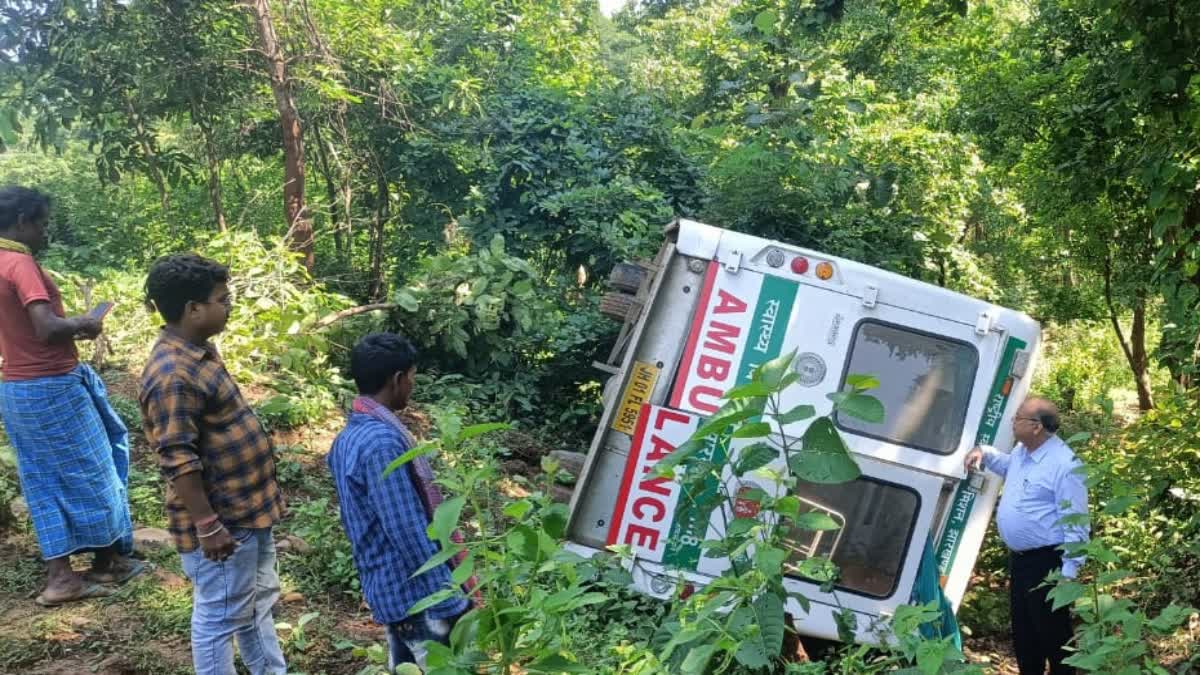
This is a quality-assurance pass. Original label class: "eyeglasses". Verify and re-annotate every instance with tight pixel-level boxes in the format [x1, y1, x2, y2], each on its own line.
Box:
[195, 296, 233, 310]
[1014, 416, 1042, 425]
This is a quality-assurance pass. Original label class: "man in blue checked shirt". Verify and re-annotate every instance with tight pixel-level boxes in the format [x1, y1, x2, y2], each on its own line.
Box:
[328, 334, 471, 672]
[965, 397, 1089, 675]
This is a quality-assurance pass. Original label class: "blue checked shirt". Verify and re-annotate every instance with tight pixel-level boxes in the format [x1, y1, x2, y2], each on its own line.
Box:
[982, 435, 1090, 578]
[328, 413, 469, 624]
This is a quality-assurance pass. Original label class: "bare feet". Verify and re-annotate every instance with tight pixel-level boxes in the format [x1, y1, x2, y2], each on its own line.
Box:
[38, 556, 86, 605]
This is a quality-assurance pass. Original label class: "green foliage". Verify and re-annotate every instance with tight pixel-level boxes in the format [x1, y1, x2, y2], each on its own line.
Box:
[1043, 452, 1199, 673]
[390, 234, 549, 374]
[2, 0, 1199, 670]
[0, 428, 20, 529]
[1033, 321, 1162, 415]
[1077, 396, 1200, 612]
[127, 464, 167, 529]
[285, 497, 361, 599]
[107, 393, 143, 432]
[378, 410, 660, 674]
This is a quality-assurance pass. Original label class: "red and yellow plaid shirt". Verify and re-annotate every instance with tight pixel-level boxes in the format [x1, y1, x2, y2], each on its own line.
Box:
[139, 331, 283, 552]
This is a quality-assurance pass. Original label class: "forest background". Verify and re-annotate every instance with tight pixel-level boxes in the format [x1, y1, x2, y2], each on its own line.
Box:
[1, 0, 1199, 673]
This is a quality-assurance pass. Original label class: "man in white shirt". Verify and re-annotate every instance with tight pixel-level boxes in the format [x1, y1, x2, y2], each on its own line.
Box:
[965, 397, 1088, 675]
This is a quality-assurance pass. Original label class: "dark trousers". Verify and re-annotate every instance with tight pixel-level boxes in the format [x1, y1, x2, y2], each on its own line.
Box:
[386, 609, 467, 670]
[1010, 546, 1075, 675]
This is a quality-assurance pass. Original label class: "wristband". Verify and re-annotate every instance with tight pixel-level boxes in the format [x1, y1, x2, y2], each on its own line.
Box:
[197, 523, 226, 539]
[195, 514, 219, 529]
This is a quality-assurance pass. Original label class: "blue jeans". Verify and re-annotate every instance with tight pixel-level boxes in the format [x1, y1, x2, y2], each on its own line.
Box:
[181, 527, 287, 675]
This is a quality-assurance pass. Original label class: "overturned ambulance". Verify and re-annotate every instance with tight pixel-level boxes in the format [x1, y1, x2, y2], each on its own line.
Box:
[565, 219, 1040, 643]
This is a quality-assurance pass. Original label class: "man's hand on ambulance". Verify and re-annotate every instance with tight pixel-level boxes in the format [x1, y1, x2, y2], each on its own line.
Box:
[964, 446, 985, 472]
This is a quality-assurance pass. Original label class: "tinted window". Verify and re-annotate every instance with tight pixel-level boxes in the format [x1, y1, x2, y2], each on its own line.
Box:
[782, 476, 920, 598]
[836, 321, 978, 455]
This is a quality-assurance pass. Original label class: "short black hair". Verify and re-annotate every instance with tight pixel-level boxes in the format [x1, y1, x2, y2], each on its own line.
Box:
[145, 254, 230, 323]
[1026, 398, 1061, 433]
[351, 333, 418, 395]
[0, 186, 51, 232]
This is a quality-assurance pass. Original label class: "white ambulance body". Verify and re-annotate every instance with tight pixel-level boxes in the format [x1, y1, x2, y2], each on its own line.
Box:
[565, 219, 1040, 643]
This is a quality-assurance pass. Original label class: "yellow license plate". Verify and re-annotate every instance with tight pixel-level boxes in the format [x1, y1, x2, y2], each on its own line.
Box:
[612, 361, 661, 435]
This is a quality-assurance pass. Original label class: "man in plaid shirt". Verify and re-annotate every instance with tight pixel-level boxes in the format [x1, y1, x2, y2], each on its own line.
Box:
[139, 254, 286, 675]
[328, 333, 471, 671]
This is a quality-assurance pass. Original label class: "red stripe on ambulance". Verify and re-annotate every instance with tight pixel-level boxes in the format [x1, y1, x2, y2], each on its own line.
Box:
[671, 261, 757, 416]
[606, 405, 700, 561]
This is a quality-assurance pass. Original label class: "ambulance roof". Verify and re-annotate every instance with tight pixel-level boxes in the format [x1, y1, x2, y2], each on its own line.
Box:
[674, 219, 1040, 341]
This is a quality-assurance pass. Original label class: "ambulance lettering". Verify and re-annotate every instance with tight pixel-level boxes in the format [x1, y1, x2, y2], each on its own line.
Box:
[753, 300, 781, 354]
[607, 406, 699, 562]
[672, 262, 760, 416]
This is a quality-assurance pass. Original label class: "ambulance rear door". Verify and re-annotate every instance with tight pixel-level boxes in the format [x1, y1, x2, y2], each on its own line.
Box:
[668, 236, 1004, 479]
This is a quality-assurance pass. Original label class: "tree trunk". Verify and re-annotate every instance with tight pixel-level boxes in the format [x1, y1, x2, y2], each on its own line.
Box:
[192, 101, 227, 232]
[368, 171, 389, 302]
[1130, 293, 1154, 411]
[124, 96, 170, 215]
[312, 124, 343, 260]
[244, 0, 313, 270]
[1103, 253, 1155, 411]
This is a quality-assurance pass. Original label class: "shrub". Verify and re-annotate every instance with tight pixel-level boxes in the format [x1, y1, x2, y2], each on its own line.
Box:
[45, 230, 357, 428]
[285, 497, 361, 599]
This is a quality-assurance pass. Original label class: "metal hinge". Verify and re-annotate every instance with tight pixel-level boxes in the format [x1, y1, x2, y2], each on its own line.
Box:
[975, 311, 993, 336]
[718, 248, 742, 273]
[862, 285, 878, 309]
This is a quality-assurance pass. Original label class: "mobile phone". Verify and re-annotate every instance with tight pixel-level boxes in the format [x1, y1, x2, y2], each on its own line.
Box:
[88, 301, 115, 321]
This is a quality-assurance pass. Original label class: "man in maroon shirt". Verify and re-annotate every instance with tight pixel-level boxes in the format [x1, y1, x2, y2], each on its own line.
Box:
[0, 186, 141, 607]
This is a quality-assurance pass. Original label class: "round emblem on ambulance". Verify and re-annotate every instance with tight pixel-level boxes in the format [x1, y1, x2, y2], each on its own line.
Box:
[794, 352, 827, 387]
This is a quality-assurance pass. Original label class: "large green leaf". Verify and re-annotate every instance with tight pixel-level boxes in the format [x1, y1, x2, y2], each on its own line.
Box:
[407, 589, 460, 616]
[790, 417, 861, 483]
[775, 404, 815, 424]
[753, 9, 778, 36]
[428, 496, 466, 543]
[916, 640, 954, 675]
[725, 380, 772, 399]
[734, 442, 778, 475]
[528, 654, 590, 673]
[757, 350, 797, 388]
[731, 592, 786, 669]
[450, 553, 475, 586]
[381, 441, 437, 479]
[830, 392, 885, 423]
[411, 543, 465, 578]
[732, 421, 772, 439]
[844, 373, 880, 390]
[694, 398, 766, 438]
[794, 512, 842, 531]
[834, 607, 858, 643]
[459, 422, 511, 441]
[681, 644, 717, 675]
[1048, 580, 1086, 611]
[651, 438, 709, 478]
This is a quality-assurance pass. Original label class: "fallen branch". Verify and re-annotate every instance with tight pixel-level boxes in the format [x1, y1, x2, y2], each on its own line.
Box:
[314, 303, 398, 328]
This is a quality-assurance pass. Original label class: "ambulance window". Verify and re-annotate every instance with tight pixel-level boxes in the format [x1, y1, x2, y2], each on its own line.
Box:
[782, 476, 920, 599]
[836, 321, 978, 455]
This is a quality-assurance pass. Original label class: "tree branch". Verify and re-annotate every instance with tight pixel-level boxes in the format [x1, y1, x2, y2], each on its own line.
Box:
[314, 303, 398, 329]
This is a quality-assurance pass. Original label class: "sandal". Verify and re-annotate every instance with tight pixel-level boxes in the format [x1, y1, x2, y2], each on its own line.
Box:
[85, 559, 152, 586]
[35, 582, 115, 608]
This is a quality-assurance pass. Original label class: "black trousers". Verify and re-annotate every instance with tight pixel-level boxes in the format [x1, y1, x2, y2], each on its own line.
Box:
[1010, 546, 1075, 675]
